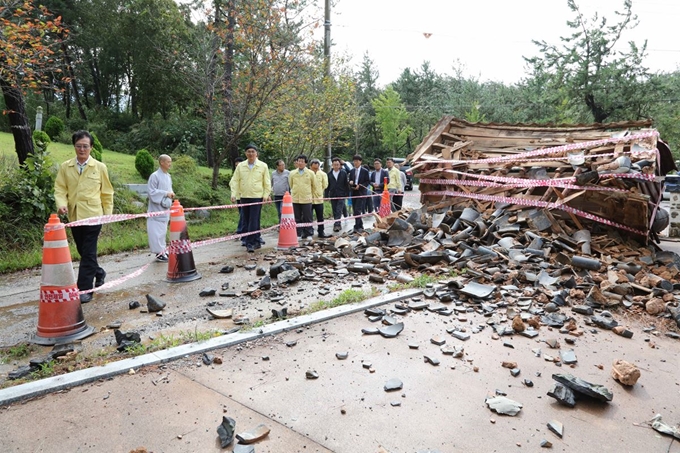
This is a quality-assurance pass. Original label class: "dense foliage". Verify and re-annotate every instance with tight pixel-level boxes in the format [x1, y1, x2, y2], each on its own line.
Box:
[44, 116, 65, 140]
[134, 149, 155, 180]
[2, 0, 680, 170]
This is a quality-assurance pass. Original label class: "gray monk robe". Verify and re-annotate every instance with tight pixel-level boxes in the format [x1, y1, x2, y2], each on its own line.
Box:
[147, 168, 173, 255]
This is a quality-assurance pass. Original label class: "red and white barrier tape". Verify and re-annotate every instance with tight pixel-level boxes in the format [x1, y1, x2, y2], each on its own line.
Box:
[420, 178, 626, 193]
[420, 130, 658, 166]
[80, 262, 153, 295]
[41, 287, 80, 303]
[423, 190, 646, 235]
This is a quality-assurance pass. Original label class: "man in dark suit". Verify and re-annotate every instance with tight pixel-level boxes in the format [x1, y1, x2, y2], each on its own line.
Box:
[370, 158, 390, 212]
[327, 157, 349, 232]
[348, 154, 370, 233]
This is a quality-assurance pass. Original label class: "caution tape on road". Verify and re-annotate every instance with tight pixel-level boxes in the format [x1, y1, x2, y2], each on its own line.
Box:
[423, 189, 646, 236]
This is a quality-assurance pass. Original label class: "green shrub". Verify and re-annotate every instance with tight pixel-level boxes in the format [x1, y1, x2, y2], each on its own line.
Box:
[44, 116, 64, 140]
[172, 154, 198, 176]
[65, 117, 88, 133]
[32, 130, 51, 153]
[0, 142, 56, 243]
[91, 132, 103, 161]
[135, 149, 155, 180]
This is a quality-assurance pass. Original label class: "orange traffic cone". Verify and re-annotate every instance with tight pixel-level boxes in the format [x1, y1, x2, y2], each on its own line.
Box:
[379, 177, 391, 217]
[166, 200, 202, 283]
[32, 214, 95, 345]
[277, 191, 299, 250]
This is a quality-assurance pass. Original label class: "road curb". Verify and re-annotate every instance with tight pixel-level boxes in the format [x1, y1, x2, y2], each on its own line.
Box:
[0, 288, 422, 406]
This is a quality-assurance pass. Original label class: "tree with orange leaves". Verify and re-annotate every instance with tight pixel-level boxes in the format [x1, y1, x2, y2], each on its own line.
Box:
[0, 0, 66, 164]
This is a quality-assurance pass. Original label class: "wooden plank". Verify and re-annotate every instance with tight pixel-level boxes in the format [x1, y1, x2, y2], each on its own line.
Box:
[408, 115, 454, 162]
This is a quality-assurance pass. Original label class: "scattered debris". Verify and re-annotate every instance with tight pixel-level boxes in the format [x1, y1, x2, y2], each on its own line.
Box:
[235, 424, 271, 444]
[485, 396, 523, 416]
[611, 359, 641, 386]
[207, 308, 233, 319]
[649, 414, 680, 440]
[552, 374, 613, 403]
[145, 294, 166, 313]
[384, 378, 403, 392]
[217, 416, 236, 448]
[547, 419, 564, 438]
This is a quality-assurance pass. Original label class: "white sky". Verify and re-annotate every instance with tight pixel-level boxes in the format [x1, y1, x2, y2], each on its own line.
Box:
[329, 0, 680, 86]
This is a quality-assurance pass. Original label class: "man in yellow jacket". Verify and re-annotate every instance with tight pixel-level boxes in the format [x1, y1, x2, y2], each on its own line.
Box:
[230, 144, 271, 253]
[54, 130, 114, 303]
[288, 154, 316, 239]
[310, 159, 329, 237]
[386, 158, 402, 212]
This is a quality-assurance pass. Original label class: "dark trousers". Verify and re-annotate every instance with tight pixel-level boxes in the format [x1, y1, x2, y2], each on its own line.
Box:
[71, 225, 103, 291]
[331, 199, 344, 229]
[365, 193, 374, 213]
[351, 192, 366, 230]
[372, 190, 383, 212]
[393, 193, 404, 211]
[274, 195, 285, 222]
[312, 203, 324, 235]
[342, 200, 348, 217]
[293, 203, 313, 237]
[235, 200, 244, 234]
[241, 197, 263, 247]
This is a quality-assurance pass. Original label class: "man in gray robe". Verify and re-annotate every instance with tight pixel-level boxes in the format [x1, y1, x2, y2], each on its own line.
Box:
[147, 154, 174, 262]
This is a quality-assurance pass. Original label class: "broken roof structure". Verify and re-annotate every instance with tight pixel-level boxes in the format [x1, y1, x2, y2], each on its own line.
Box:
[408, 117, 676, 243]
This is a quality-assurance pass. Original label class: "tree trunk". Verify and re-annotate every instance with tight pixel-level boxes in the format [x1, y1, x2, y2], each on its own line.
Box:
[205, 1, 220, 169]
[62, 42, 87, 121]
[214, 0, 236, 190]
[585, 93, 609, 123]
[0, 77, 34, 165]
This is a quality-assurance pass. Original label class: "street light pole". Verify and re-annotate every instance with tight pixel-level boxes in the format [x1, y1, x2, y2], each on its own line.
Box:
[324, 0, 332, 169]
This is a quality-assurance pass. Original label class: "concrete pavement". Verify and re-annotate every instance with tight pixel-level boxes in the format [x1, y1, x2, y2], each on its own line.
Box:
[1, 292, 680, 452]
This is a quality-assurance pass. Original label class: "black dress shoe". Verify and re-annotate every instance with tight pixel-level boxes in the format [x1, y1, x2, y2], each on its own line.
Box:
[246, 245, 255, 253]
[80, 293, 93, 304]
[95, 270, 106, 287]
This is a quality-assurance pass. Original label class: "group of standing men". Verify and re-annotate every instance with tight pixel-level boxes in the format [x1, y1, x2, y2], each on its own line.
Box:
[53, 135, 407, 304]
[272, 154, 407, 235]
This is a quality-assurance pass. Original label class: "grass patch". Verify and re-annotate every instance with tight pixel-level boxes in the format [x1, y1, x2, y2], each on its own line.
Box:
[0, 343, 35, 363]
[408, 274, 438, 288]
[123, 329, 222, 356]
[30, 360, 56, 379]
[0, 130, 285, 274]
[302, 288, 372, 315]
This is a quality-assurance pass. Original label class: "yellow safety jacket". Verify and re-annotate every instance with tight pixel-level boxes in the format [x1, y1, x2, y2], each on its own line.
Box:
[312, 170, 328, 205]
[289, 168, 317, 204]
[54, 157, 114, 222]
[230, 159, 271, 199]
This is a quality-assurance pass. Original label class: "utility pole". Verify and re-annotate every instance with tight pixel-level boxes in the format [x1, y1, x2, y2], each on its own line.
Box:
[324, 0, 332, 169]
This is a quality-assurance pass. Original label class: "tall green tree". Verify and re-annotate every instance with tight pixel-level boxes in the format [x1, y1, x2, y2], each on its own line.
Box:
[392, 62, 449, 151]
[525, 0, 652, 123]
[371, 86, 412, 156]
[253, 55, 357, 165]
[206, 0, 319, 188]
[354, 52, 381, 156]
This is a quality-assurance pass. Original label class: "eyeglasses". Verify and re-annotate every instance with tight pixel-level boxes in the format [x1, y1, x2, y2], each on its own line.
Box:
[75, 145, 91, 150]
